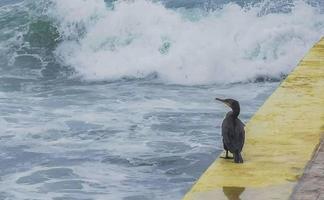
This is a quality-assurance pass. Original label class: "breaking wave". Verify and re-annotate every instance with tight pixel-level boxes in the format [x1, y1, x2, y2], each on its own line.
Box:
[2, 0, 324, 84]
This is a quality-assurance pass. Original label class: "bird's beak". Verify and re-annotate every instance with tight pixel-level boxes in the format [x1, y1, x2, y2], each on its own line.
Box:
[215, 97, 224, 102]
[215, 98, 230, 107]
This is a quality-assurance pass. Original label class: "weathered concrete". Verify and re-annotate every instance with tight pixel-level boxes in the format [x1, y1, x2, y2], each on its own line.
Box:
[290, 137, 324, 200]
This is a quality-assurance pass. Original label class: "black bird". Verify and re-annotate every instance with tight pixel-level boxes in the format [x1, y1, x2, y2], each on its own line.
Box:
[215, 98, 245, 163]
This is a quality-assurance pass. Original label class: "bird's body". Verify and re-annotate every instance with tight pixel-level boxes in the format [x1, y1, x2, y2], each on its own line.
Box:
[216, 98, 245, 163]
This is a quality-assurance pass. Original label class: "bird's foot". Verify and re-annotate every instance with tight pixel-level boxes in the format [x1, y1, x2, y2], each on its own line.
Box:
[234, 159, 244, 164]
[220, 156, 234, 159]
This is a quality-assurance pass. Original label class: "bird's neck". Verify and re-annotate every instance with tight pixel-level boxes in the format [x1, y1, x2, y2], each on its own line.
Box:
[231, 106, 240, 119]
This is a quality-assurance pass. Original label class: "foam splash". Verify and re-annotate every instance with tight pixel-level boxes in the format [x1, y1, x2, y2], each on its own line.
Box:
[49, 0, 324, 85]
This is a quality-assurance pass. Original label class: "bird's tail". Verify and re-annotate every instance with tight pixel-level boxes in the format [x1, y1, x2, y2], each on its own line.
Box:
[234, 151, 244, 163]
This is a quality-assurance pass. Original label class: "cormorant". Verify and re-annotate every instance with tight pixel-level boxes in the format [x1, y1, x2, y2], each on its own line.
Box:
[215, 98, 245, 163]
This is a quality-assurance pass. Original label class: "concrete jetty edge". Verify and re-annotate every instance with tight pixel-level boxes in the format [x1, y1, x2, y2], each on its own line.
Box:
[182, 37, 324, 200]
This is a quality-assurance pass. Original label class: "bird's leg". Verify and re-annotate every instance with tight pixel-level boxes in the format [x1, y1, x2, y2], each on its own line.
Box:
[221, 150, 233, 159]
[233, 151, 244, 164]
[225, 150, 234, 159]
[239, 153, 244, 163]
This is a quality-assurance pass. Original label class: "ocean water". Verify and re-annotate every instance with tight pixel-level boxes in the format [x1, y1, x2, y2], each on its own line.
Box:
[0, 0, 323, 199]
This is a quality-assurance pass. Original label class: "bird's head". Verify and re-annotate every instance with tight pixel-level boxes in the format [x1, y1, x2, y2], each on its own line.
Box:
[215, 98, 240, 111]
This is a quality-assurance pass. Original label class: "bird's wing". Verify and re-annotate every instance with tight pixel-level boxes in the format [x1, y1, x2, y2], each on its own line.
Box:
[222, 120, 235, 152]
[236, 119, 245, 151]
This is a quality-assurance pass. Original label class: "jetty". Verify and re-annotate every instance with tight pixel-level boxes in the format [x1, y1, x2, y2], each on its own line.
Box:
[183, 37, 324, 200]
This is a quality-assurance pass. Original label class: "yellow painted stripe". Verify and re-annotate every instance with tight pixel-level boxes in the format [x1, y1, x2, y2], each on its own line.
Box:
[183, 38, 324, 200]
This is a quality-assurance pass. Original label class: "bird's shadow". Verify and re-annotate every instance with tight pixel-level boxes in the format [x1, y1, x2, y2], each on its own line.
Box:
[223, 186, 245, 200]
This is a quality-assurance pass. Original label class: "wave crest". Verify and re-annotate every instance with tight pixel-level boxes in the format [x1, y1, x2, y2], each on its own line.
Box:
[47, 0, 324, 85]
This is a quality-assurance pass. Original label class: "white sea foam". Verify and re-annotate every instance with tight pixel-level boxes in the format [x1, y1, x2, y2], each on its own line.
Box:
[49, 0, 324, 85]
